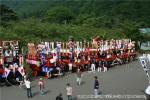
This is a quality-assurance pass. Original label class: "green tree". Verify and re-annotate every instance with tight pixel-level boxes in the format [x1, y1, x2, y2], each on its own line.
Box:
[120, 20, 144, 50]
[0, 4, 18, 26]
[45, 6, 74, 24]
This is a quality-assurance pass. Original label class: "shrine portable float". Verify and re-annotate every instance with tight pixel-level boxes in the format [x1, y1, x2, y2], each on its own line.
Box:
[0, 40, 24, 86]
[26, 38, 137, 78]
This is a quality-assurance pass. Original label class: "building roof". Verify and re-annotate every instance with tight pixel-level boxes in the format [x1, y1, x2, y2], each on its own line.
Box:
[139, 28, 150, 34]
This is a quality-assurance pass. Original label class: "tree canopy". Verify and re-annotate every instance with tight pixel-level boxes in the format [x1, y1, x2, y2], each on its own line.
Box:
[0, 0, 150, 50]
[0, 4, 18, 26]
[44, 6, 74, 24]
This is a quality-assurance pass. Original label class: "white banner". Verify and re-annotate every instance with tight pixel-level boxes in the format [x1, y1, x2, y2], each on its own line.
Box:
[26, 59, 40, 67]
[147, 54, 150, 62]
[139, 56, 150, 83]
[18, 65, 25, 76]
[4, 68, 10, 77]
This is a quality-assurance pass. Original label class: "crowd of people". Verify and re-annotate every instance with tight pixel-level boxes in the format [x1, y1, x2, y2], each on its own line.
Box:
[19, 38, 137, 100]
[1, 39, 150, 100]
[22, 74, 101, 100]
[26, 38, 137, 78]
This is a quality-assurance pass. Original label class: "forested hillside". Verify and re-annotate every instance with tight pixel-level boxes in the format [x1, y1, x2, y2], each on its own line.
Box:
[1, 0, 150, 24]
[0, 0, 150, 48]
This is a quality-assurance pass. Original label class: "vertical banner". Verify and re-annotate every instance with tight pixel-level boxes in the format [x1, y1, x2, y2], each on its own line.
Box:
[18, 65, 25, 76]
[19, 55, 23, 66]
[41, 52, 45, 66]
[76, 41, 79, 48]
[56, 42, 61, 59]
[87, 42, 90, 48]
[0, 58, 4, 65]
[147, 54, 150, 62]
[51, 42, 54, 50]
[62, 42, 65, 54]
[80, 42, 82, 51]
[4, 67, 10, 78]
[65, 42, 68, 53]
[83, 40, 86, 49]
[139, 56, 150, 83]
[50, 42, 52, 50]
[91, 42, 93, 49]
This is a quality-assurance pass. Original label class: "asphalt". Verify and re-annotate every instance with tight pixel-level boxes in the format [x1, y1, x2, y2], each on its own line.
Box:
[0, 59, 150, 100]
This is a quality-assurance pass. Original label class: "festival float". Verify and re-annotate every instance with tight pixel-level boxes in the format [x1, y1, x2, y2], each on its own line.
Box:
[25, 37, 137, 78]
[0, 40, 25, 86]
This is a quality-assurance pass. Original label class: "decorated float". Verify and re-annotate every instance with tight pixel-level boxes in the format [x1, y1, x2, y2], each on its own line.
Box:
[0, 40, 25, 86]
[25, 37, 137, 78]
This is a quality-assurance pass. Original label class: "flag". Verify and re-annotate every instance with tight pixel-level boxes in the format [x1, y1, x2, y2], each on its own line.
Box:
[41, 53, 45, 65]
[19, 55, 23, 66]
[77, 46, 81, 57]
[0, 58, 3, 65]
[18, 65, 25, 76]
[93, 37, 98, 45]
[4, 67, 10, 77]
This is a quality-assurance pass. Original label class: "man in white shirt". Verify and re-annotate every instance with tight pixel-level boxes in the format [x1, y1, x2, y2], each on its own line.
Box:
[91, 63, 96, 72]
[66, 83, 72, 100]
[25, 78, 32, 98]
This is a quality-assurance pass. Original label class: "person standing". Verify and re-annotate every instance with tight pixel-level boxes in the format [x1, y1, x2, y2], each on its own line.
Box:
[94, 76, 99, 96]
[91, 57, 96, 73]
[25, 78, 32, 98]
[68, 62, 73, 73]
[66, 83, 72, 100]
[76, 68, 82, 85]
[56, 93, 63, 100]
[91, 63, 96, 72]
[97, 61, 101, 72]
[38, 78, 44, 96]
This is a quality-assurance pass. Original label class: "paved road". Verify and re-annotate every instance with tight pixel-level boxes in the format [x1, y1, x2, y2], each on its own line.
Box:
[0, 60, 150, 100]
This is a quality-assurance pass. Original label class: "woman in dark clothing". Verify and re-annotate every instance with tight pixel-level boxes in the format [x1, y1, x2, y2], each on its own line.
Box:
[94, 76, 99, 96]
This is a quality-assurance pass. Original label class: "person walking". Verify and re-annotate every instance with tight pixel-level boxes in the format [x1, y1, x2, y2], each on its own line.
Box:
[25, 78, 32, 98]
[38, 78, 44, 96]
[66, 83, 72, 100]
[94, 76, 99, 96]
[56, 93, 63, 100]
[76, 68, 82, 85]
